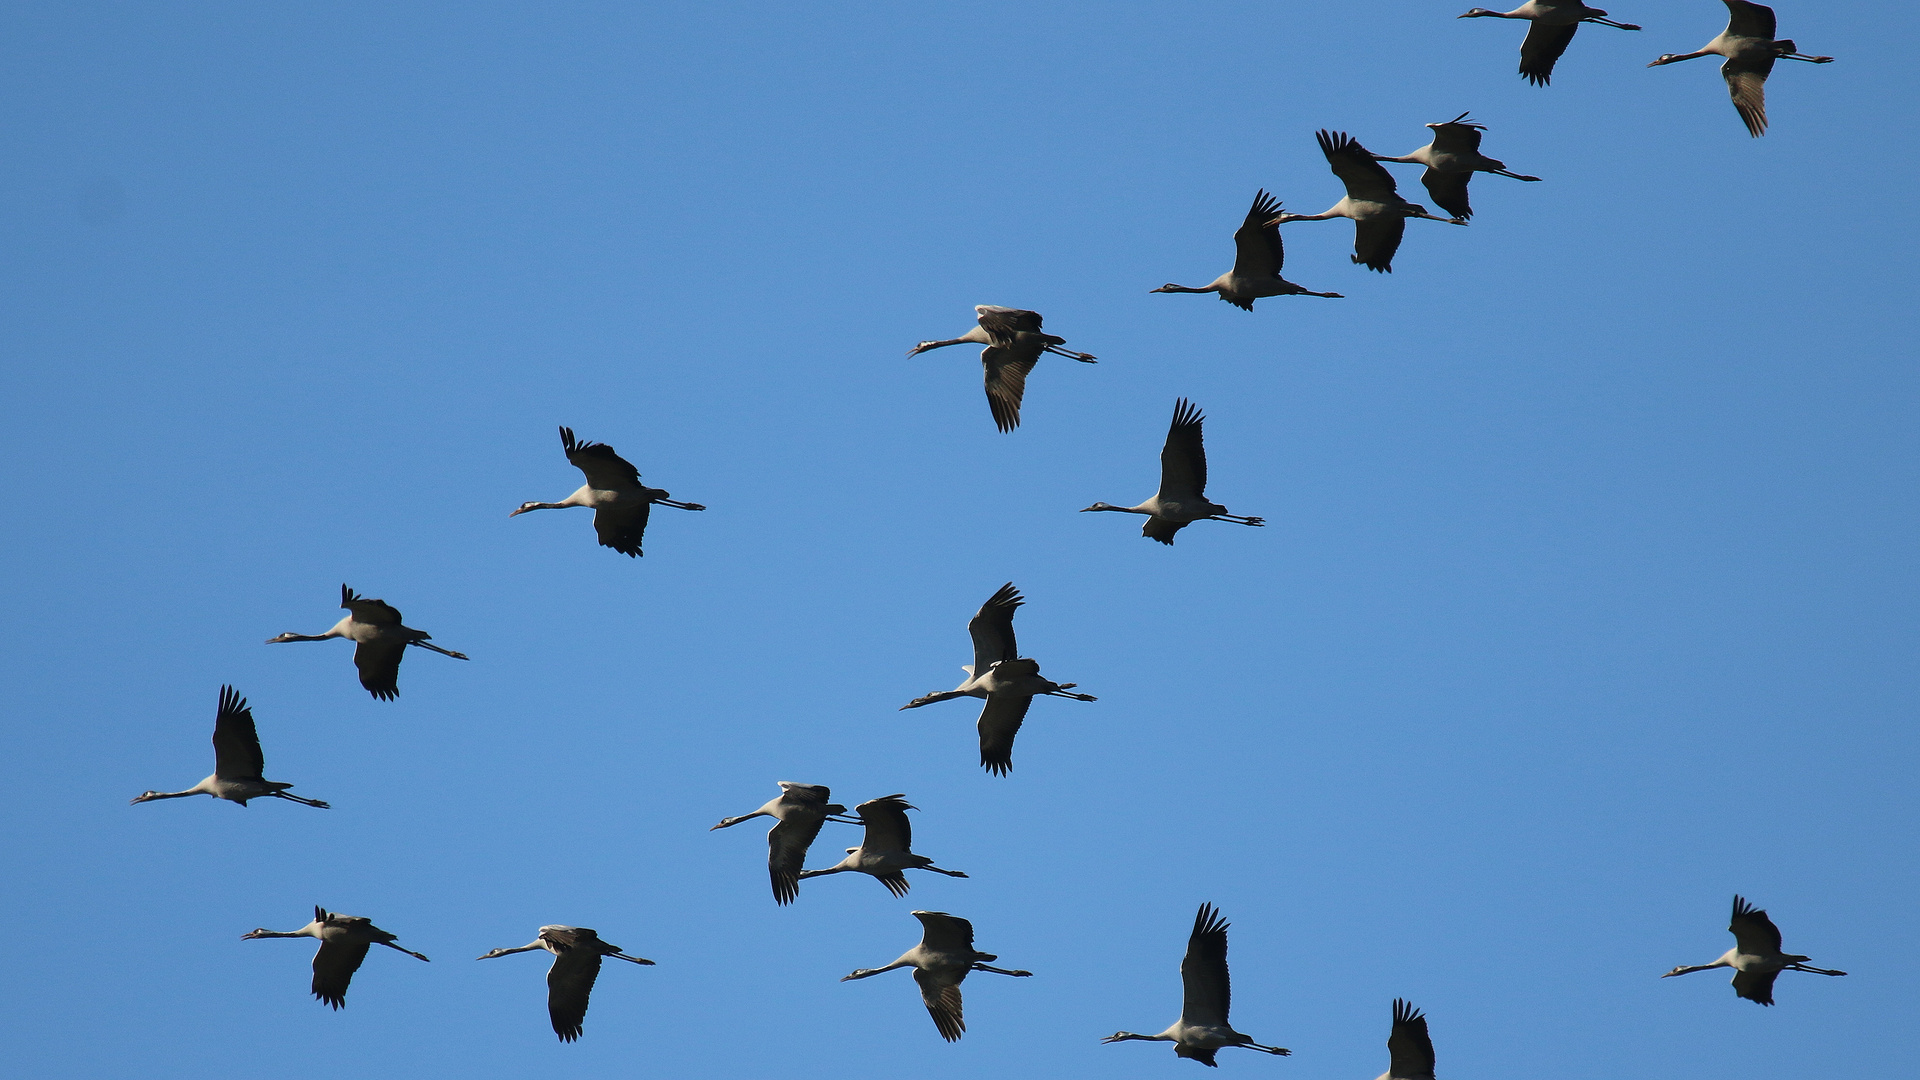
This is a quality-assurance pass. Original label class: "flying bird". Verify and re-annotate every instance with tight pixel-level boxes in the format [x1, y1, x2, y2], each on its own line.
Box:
[711, 782, 859, 905]
[242, 906, 430, 1009]
[1647, 1, 1832, 137]
[899, 582, 1096, 776]
[1370, 114, 1542, 223]
[1103, 903, 1291, 1066]
[1662, 895, 1846, 1005]
[1082, 399, 1265, 544]
[1269, 132, 1463, 273]
[265, 585, 468, 700]
[1458, 2, 1642, 86]
[909, 306, 1097, 432]
[1376, 999, 1436, 1080]
[511, 426, 706, 557]
[840, 910, 1032, 1041]
[1151, 190, 1344, 310]
[477, 925, 654, 1042]
[798, 795, 969, 897]
[131, 686, 329, 809]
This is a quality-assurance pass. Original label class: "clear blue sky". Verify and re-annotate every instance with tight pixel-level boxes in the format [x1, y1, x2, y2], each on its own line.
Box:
[1, 3, 1913, 1077]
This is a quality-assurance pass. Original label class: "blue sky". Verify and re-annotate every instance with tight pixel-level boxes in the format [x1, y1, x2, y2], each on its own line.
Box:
[1, 2, 1913, 1077]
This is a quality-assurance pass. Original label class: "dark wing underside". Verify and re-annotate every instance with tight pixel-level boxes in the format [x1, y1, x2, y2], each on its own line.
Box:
[768, 814, 827, 905]
[592, 502, 652, 557]
[968, 583, 1023, 675]
[857, 795, 916, 853]
[975, 306, 1046, 338]
[560, 426, 644, 491]
[1181, 903, 1233, 1028]
[1725, 0, 1778, 41]
[977, 693, 1034, 776]
[1724, 59, 1774, 137]
[916, 969, 967, 1041]
[1388, 999, 1436, 1079]
[353, 641, 406, 700]
[1159, 398, 1208, 500]
[1352, 214, 1408, 273]
[1420, 168, 1474, 221]
[548, 949, 605, 1041]
[312, 940, 370, 1009]
[1729, 896, 1784, 955]
[340, 585, 402, 626]
[211, 685, 267, 780]
[1176, 1044, 1221, 1066]
[1142, 516, 1189, 545]
[983, 348, 1038, 432]
[1731, 967, 1780, 1006]
[1231, 189, 1286, 280]
[1519, 22, 1579, 85]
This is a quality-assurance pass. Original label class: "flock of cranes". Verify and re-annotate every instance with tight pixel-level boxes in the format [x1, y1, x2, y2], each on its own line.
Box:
[120, 0, 1850, 1068]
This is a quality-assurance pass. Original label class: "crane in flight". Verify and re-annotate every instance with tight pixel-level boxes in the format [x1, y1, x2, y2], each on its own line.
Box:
[266, 584, 467, 700]
[476, 925, 654, 1042]
[131, 686, 329, 809]
[242, 905, 429, 1009]
[1662, 895, 1846, 1005]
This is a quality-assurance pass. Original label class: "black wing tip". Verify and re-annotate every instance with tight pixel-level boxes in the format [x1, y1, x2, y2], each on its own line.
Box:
[218, 685, 248, 714]
[314, 990, 347, 1009]
[366, 686, 399, 701]
[981, 758, 1012, 777]
[1171, 397, 1205, 428]
[1393, 997, 1425, 1024]
[1732, 894, 1760, 918]
[555, 1024, 584, 1042]
[931, 1010, 966, 1041]
[340, 583, 359, 605]
[883, 876, 912, 898]
[1522, 69, 1552, 86]
[1250, 188, 1281, 217]
[772, 872, 799, 906]
[558, 425, 577, 452]
[987, 582, 1026, 608]
[1316, 128, 1365, 157]
[1194, 901, 1228, 937]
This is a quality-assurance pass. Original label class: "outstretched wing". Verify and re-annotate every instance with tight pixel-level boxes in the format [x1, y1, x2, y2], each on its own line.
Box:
[1317, 130, 1401, 203]
[857, 794, 917, 853]
[1352, 213, 1408, 273]
[1729, 895, 1784, 955]
[1723, 58, 1774, 137]
[913, 910, 977, 954]
[975, 305, 1046, 338]
[1731, 967, 1780, 1006]
[915, 968, 967, 1041]
[1420, 168, 1474, 221]
[1724, 0, 1777, 41]
[1428, 115, 1486, 154]
[1231, 189, 1286, 280]
[1142, 516, 1189, 545]
[211, 685, 267, 780]
[1157, 398, 1207, 501]
[311, 939, 370, 1009]
[977, 692, 1033, 776]
[546, 947, 605, 1041]
[352, 641, 406, 700]
[982, 346, 1038, 433]
[968, 583, 1022, 675]
[768, 814, 827, 905]
[1388, 998, 1436, 1080]
[340, 584, 402, 626]
[591, 502, 652, 557]
[1181, 902, 1233, 1028]
[1518, 21, 1579, 85]
[560, 426, 644, 492]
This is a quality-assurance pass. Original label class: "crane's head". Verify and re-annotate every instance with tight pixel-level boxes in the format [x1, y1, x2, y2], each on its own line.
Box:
[1080, 501, 1119, 512]
[1457, 8, 1500, 17]
[1647, 53, 1689, 66]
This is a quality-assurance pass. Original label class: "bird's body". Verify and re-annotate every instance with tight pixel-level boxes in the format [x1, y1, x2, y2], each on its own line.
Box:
[131, 686, 329, 809]
[1083, 399, 1265, 545]
[1662, 895, 1846, 1005]
[243, 905, 430, 1008]
[909, 306, 1097, 432]
[1269, 132, 1464, 273]
[477, 925, 654, 1041]
[1647, 1, 1832, 137]
[1103, 903, 1290, 1066]
[1459, 1, 1643, 86]
[711, 781, 855, 905]
[899, 582, 1096, 775]
[840, 910, 1032, 1041]
[1372, 114, 1542, 222]
[511, 426, 705, 556]
[1375, 999, 1437, 1080]
[1151, 190, 1343, 310]
[798, 795, 968, 897]
[266, 584, 468, 700]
